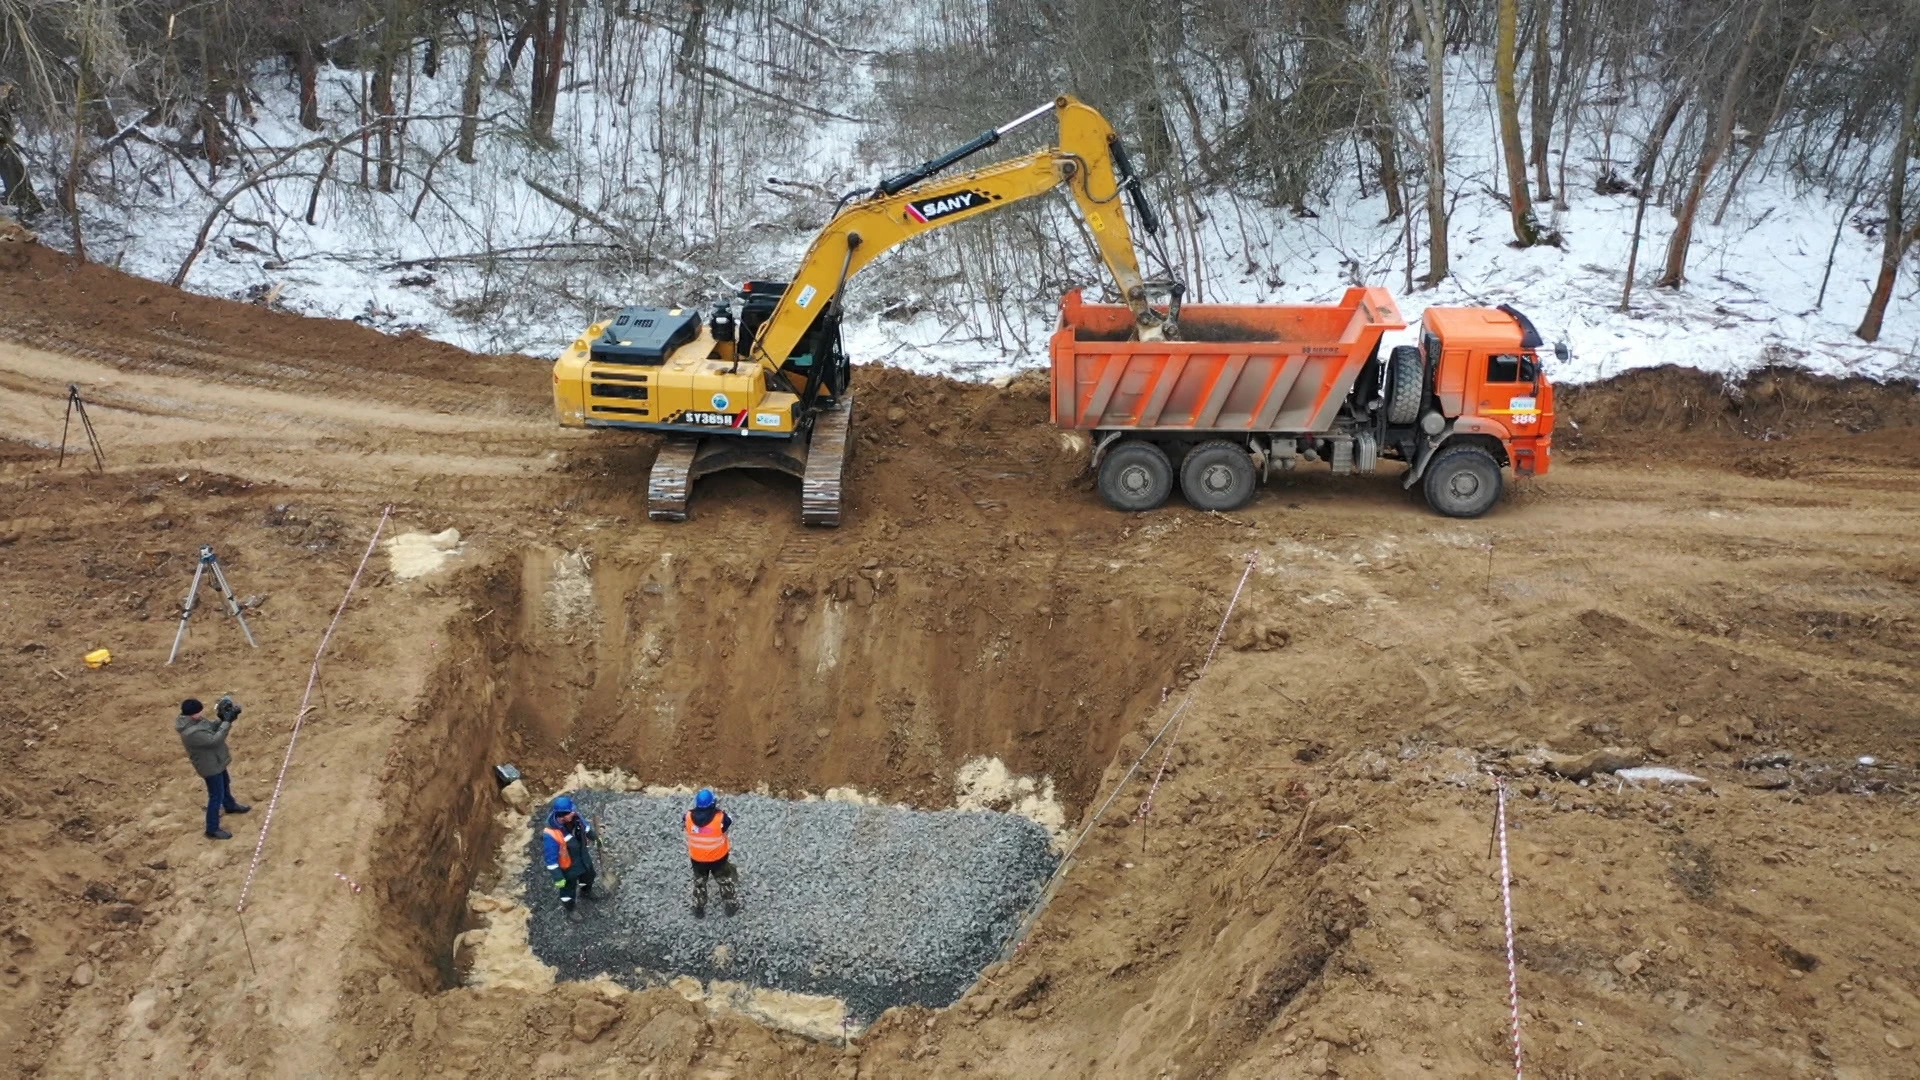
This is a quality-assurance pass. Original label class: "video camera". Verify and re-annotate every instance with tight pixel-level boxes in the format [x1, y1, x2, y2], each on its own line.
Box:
[216, 695, 242, 723]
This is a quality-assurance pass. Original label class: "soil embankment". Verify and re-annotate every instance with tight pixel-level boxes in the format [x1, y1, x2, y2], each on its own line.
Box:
[2, 236, 1917, 1077]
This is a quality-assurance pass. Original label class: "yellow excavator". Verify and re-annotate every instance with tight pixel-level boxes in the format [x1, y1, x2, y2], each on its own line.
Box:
[551, 95, 1180, 525]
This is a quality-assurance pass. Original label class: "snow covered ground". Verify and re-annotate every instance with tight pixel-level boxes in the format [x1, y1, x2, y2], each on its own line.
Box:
[47, 24, 1920, 386]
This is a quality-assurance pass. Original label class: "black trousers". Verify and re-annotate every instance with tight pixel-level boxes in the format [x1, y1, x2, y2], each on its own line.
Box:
[558, 864, 597, 902]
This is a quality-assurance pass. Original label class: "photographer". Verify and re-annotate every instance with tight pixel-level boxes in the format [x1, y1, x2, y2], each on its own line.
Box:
[175, 696, 250, 840]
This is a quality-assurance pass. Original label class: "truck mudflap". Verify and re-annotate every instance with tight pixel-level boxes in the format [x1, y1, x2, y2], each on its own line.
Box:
[1510, 435, 1551, 476]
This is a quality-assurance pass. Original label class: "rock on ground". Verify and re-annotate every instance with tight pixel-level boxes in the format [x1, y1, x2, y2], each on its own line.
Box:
[523, 792, 1057, 1022]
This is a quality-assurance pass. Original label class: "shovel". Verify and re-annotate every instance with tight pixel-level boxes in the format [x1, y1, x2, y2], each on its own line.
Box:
[590, 817, 619, 896]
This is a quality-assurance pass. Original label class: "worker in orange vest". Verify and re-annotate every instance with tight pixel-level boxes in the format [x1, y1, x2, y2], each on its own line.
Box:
[542, 796, 598, 914]
[684, 788, 738, 917]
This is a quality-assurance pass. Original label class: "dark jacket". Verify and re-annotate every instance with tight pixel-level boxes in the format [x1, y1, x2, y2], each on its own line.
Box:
[541, 810, 596, 880]
[689, 806, 731, 831]
[175, 713, 233, 778]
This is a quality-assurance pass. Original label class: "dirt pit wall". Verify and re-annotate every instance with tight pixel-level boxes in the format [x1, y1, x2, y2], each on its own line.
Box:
[367, 541, 1198, 986]
[491, 542, 1188, 809]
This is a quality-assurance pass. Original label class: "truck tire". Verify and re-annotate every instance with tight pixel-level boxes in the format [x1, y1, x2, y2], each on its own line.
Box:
[1423, 443, 1504, 518]
[1179, 440, 1258, 512]
[1098, 440, 1174, 511]
[1386, 345, 1424, 425]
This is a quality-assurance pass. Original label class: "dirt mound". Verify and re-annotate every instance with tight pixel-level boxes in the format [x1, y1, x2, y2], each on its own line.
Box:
[0, 240, 543, 404]
[1560, 364, 1920, 448]
[0, 217, 35, 272]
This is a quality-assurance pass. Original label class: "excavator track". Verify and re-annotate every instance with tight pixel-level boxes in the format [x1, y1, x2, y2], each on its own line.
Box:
[801, 395, 853, 527]
[647, 438, 701, 522]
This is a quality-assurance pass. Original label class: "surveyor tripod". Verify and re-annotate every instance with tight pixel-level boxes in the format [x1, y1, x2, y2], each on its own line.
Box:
[58, 384, 105, 472]
[167, 545, 258, 665]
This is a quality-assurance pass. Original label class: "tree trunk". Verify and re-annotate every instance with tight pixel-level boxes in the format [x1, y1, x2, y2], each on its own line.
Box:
[458, 28, 489, 165]
[1369, 0, 1404, 224]
[295, 41, 322, 131]
[374, 49, 396, 193]
[1714, 8, 1816, 227]
[529, 0, 570, 143]
[0, 92, 44, 216]
[1857, 41, 1920, 342]
[500, 23, 533, 88]
[1410, 0, 1449, 284]
[1621, 91, 1683, 311]
[1528, 0, 1552, 202]
[1496, 0, 1539, 246]
[1657, 16, 1762, 288]
[1370, 125, 1404, 223]
[1631, 92, 1686, 189]
[64, 6, 91, 263]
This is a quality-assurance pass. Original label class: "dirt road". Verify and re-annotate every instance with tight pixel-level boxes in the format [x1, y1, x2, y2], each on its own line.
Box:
[2, 233, 1917, 1078]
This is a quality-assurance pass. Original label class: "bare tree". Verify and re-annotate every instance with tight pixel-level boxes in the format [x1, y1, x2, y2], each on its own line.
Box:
[529, 0, 569, 142]
[1409, 0, 1449, 283]
[1658, 6, 1765, 288]
[1713, 3, 1818, 225]
[1496, 0, 1541, 245]
[1857, 36, 1920, 342]
[373, 41, 397, 192]
[1623, 87, 1685, 310]
[0, 86, 44, 215]
[1528, 0, 1552, 202]
[458, 21, 488, 164]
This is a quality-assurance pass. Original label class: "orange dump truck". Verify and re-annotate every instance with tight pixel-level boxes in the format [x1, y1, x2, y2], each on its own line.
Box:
[1050, 287, 1557, 518]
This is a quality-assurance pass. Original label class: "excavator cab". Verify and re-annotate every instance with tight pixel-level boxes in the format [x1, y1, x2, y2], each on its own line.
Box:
[732, 281, 850, 405]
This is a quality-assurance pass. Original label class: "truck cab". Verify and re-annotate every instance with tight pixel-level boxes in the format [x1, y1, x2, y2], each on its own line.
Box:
[1405, 305, 1556, 513]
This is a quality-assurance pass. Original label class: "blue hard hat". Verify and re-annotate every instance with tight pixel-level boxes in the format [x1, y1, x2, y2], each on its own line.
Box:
[694, 788, 715, 809]
[552, 796, 575, 814]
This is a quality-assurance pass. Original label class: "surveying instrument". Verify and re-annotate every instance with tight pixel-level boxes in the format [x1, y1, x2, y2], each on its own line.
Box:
[58, 384, 105, 472]
[167, 545, 258, 665]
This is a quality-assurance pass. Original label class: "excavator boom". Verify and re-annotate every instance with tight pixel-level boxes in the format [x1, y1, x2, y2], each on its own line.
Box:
[749, 95, 1168, 375]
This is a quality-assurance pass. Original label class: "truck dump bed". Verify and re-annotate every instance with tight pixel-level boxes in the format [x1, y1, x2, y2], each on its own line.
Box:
[1050, 287, 1406, 433]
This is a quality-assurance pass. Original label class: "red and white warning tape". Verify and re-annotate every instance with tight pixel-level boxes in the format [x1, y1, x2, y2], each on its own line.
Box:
[1134, 552, 1258, 823]
[237, 505, 393, 914]
[1042, 553, 1257, 875]
[998, 552, 1261, 963]
[1493, 775, 1525, 1079]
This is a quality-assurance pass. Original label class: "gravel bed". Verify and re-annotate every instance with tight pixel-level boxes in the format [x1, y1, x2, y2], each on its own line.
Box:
[523, 791, 1058, 1021]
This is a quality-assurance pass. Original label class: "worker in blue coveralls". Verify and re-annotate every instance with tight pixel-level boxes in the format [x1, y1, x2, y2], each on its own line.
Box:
[542, 796, 598, 913]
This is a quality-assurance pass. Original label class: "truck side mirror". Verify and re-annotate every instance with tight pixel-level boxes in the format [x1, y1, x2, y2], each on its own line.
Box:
[1519, 356, 1538, 382]
[1553, 341, 1570, 365]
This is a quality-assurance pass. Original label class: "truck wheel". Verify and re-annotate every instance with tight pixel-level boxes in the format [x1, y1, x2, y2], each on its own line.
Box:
[1423, 444, 1504, 518]
[1098, 440, 1174, 511]
[1179, 440, 1258, 512]
[1386, 345, 1424, 424]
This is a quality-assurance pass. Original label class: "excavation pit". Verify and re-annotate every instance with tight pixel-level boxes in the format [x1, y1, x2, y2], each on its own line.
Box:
[375, 542, 1197, 1007]
[523, 791, 1059, 1023]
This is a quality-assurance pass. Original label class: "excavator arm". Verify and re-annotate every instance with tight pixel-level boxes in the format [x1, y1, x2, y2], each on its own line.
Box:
[749, 95, 1173, 374]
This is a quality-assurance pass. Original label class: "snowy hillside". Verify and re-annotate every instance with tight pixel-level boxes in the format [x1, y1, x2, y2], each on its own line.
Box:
[44, 16, 1920, 386]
